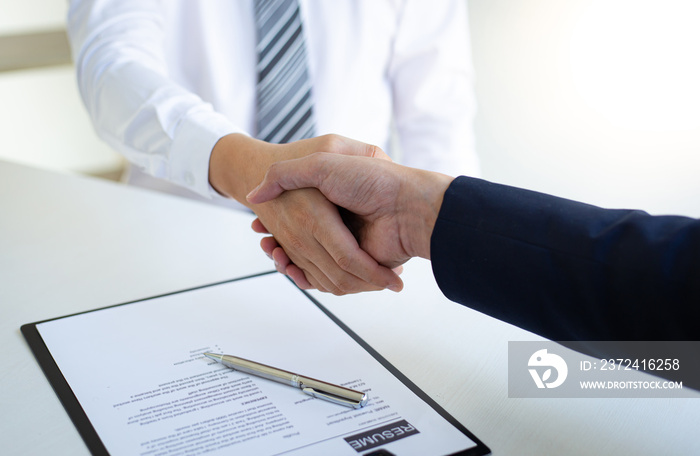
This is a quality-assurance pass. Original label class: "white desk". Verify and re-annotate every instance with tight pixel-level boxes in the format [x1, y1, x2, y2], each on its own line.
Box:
[1, 160, 698, 455]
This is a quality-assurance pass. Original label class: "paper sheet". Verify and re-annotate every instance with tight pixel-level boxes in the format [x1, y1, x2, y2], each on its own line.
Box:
[36, 273, 481, 455]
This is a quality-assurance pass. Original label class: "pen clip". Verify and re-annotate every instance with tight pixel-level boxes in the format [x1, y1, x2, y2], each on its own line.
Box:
[302, 387, 366, 409]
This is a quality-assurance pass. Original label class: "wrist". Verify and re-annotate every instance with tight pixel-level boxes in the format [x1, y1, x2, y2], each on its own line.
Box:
[209, 133, 280, 205]
[398, 169, 453, 260]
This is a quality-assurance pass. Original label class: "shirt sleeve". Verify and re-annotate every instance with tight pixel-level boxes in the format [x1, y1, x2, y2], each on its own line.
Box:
[67, 0, 242, 198]
[388, 0, 480, 176]
[430, 176, 700, 340]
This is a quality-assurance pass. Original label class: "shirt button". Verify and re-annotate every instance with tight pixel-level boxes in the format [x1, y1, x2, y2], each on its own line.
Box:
[184, 172, 195, 186]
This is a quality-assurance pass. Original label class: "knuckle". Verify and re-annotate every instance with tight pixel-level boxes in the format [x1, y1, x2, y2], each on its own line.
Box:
[287, 236, 306, 254]
[318, 134, 342, 152]
[265, 161, 281, 177]
[308, 221, 324, 241]
[330, 286, 347, 296]
[280, 228, 306, 255]
[335, 254, 354, 272]
[334, 276, 353, 294]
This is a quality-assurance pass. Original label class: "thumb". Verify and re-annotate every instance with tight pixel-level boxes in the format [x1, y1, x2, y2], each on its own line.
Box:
[356, 143, 392, 162]
[331, 136, 392, 162]
[246, 155, 325, 204]
[246, 176, 286, 204]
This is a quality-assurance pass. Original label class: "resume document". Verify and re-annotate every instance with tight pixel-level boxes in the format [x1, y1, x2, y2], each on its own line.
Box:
[34, 273, 484, 455]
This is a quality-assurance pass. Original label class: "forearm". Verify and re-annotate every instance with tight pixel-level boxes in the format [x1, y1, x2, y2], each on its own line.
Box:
[68, 0, 238, 197]
[431, 176, 700, 340]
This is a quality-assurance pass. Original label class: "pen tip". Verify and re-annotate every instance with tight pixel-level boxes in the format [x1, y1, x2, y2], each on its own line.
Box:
[203, 352, 221, 361]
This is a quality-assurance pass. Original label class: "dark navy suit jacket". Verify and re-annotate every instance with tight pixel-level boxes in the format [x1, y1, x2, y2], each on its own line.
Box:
[430, 176, 700, 341]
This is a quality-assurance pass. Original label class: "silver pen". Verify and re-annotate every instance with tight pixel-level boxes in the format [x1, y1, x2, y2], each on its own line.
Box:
[203, 352, 368, 409]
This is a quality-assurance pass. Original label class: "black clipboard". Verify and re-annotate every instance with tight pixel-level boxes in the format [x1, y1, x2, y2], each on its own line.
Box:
[22, 272, 490, 456]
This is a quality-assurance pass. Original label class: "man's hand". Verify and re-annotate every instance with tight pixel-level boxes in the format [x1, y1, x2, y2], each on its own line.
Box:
[209, 134, 403, 294]
[247, 153, 454, 283]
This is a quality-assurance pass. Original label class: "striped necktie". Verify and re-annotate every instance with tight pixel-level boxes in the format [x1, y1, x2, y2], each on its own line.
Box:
[254, 0, 316, 144]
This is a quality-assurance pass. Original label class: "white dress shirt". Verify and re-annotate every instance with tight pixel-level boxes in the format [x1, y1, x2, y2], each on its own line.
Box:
[68, 0, 479, 206]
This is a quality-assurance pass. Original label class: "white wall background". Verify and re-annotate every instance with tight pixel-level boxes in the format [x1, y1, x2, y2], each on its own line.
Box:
[1, 0, 699, 217]
[469, 0, 700, 217]
[0, 0, 64, 33]
[0, 0, 122, 175]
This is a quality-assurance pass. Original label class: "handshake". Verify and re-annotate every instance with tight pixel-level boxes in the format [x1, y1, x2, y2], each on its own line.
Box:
[213, 133, 700, 342]
[237, 135, 454, 296]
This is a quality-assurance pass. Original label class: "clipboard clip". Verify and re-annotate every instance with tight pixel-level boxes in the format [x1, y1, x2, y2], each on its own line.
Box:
[302, 386, 367, 409]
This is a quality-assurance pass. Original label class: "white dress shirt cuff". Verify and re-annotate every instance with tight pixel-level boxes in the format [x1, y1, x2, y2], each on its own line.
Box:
[168, 110, 242, 199]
